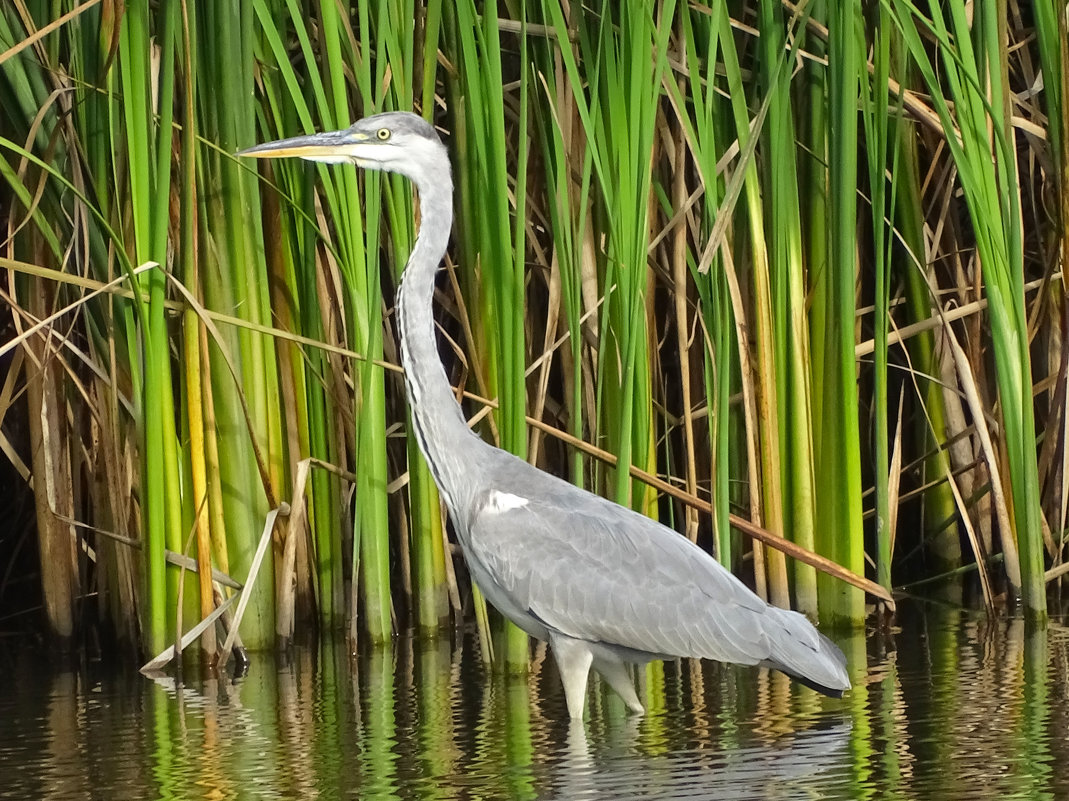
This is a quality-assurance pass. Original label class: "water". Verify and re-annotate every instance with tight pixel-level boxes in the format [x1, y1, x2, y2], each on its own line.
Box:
[1, 601, 1067, 800]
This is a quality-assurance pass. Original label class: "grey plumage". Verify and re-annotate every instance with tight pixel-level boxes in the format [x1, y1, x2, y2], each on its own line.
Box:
[239, 111, 851, 719]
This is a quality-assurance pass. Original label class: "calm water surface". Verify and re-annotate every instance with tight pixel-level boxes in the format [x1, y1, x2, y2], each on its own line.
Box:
[2, 602, 1067, 800]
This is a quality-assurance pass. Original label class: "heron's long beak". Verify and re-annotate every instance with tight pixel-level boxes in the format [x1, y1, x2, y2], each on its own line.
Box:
[236, 129, 369, 163]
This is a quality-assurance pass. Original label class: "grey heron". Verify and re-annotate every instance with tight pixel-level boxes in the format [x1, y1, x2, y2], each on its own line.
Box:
[239, 111, 851, 719]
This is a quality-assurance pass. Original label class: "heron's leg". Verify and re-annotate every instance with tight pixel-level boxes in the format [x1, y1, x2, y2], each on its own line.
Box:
[592, 654, 645, 715]
[549, 634, 593, 720]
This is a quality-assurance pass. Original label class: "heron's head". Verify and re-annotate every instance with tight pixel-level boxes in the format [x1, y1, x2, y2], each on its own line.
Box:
[237, 111, 446, 182]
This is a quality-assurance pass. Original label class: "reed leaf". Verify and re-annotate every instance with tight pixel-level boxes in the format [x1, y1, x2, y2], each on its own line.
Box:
[888, 0, 1046, 616]
[4, 0, 1067, 659]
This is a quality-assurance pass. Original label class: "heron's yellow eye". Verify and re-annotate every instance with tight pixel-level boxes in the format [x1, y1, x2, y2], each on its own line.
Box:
[376, 128, 391, 141]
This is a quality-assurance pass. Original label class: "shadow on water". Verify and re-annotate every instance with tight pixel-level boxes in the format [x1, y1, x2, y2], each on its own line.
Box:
[1, 600, 1067, 800]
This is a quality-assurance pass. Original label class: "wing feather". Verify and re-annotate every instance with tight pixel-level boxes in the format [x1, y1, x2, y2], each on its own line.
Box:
[465, 472, 849, 694]
[470, 484, 756, 660]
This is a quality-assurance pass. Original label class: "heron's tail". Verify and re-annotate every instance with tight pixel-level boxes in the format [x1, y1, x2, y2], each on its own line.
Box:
[760, 608, 851, 697]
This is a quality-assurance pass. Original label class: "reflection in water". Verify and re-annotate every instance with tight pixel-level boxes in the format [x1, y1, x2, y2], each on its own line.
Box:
[0, 602, 1067, 800]
[548, 716, 850, 800]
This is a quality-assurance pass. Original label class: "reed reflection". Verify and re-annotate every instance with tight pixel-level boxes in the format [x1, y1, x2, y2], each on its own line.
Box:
[2, 604, 1068, 799]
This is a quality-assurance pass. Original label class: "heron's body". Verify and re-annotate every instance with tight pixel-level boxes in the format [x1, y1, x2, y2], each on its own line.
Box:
[240, 111, 851, 719]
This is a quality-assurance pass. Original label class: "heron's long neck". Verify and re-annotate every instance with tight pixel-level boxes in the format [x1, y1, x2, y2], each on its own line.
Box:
[397, 168, 477, 508]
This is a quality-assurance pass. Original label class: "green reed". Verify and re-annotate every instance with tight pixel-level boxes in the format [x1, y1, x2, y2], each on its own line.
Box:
[814, 0, 867, 624]
[446, 0, 530, 667]
[890, 0, 1047, 616]
[2, 0, 1067, 658]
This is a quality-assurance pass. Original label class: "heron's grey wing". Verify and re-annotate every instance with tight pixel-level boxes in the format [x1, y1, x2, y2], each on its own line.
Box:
[465, 475, 849, 693]
[467, 482, 778, 665]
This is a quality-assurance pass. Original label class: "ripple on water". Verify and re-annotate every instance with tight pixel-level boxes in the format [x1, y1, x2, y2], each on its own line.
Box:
[0, 604, 1067, 800]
